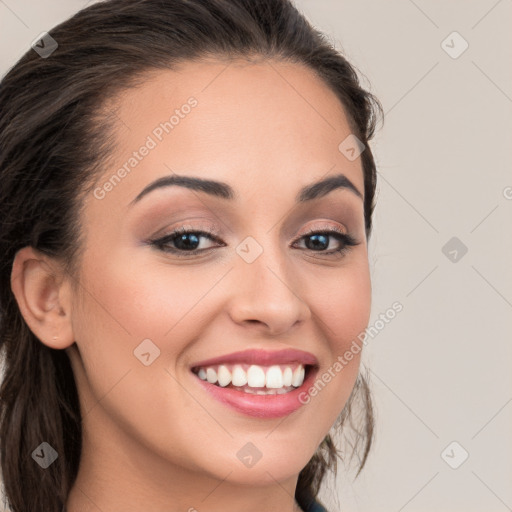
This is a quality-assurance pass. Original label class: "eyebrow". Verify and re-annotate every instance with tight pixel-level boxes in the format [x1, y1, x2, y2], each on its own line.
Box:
[128, 172, 363, 207]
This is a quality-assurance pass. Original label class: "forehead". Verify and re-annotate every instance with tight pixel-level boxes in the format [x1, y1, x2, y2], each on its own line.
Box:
[91, 58, 364, 213]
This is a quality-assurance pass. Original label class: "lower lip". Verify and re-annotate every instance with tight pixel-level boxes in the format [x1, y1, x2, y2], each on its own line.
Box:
[191, 366, 319, 418]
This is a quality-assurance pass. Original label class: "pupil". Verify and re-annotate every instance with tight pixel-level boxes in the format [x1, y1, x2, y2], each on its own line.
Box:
[306, 234, 328, 250]
[176, 233, 200, 250]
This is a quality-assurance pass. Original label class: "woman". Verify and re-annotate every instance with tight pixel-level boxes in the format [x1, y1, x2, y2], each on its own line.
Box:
[0, 0, 382, 511]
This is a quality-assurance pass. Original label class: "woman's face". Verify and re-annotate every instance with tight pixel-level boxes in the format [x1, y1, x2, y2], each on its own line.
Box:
[66, 59, 371, 502]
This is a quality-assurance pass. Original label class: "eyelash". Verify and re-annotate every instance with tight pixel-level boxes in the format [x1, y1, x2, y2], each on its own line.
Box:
[149, 225, 360, 259]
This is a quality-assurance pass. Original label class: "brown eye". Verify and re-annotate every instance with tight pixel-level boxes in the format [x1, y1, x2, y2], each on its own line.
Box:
[293, 228, 360, 257]
[150, 228, 224, 257]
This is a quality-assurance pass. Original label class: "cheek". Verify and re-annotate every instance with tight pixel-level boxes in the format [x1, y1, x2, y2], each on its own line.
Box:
[314, 258, 372, 347]
[69, 253, 215, 457]
[302, 258, 371, 417]
[77, 250, 209, 338]
[71, 248, 227, 383]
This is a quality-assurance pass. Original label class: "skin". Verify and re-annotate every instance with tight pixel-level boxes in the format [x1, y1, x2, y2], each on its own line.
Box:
[11, 58, 371, 512]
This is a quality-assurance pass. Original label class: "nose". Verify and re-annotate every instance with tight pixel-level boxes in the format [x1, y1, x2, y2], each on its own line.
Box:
[226, 242, 311, 336]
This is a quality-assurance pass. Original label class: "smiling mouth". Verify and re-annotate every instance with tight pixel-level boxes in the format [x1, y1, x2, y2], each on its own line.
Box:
[191, 362, 315, 395]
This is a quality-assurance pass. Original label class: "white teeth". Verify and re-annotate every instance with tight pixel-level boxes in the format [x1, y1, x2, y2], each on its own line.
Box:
[265, 365, 283, 388]
[231, 364, 248, 386]
[292, 365, 305, 387]
[283, 367, 293, 387]
[217, 365, 231, 387]
[206, 367, 217, 384]
[194, 363, 307, 390]
[247, 365, 266, 387]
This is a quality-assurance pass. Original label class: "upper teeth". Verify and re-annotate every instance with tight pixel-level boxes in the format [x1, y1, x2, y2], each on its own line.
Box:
[195, 364, 306, 388]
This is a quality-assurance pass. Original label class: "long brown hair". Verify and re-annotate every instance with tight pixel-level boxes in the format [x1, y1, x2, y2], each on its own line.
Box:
[0, 1, 382, 510]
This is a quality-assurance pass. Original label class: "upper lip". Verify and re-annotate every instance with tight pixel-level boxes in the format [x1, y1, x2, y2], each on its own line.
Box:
[190, 348, 319, 369]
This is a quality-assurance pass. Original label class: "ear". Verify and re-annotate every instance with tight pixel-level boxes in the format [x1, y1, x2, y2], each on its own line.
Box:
[10, 246, 75, 349]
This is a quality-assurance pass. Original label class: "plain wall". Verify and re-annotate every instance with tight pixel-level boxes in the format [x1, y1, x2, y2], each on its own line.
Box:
[1, 1, 511, 511]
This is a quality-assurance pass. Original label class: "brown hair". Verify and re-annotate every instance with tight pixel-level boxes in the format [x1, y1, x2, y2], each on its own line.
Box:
[0, 1, 382, 510]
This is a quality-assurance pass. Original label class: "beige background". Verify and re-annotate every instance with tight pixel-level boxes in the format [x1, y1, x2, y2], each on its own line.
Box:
[1, 1, 511, 511]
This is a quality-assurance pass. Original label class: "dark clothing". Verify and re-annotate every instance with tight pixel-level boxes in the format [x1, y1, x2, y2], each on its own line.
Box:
[303, 498, 329, 512]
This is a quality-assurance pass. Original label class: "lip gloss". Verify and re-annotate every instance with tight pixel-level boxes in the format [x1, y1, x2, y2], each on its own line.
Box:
[192, 366, 318, 418]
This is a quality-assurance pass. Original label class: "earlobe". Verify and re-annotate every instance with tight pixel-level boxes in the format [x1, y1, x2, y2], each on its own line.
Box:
[10, 246, 75, 349]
